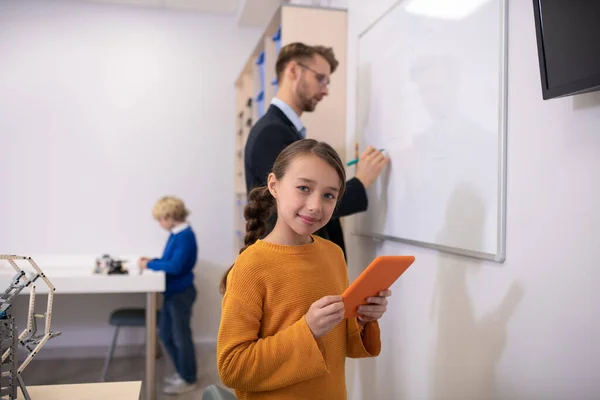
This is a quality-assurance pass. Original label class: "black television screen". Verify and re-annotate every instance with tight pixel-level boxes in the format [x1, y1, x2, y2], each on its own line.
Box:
[532, 0, 600, 100]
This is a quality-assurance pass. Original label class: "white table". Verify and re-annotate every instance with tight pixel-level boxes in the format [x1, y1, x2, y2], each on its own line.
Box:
[17, 380, 142, 400]
[0, 256, 164, 400]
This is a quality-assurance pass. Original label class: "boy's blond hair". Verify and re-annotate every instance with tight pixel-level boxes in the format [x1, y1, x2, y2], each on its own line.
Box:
[152, 196, 189, 222]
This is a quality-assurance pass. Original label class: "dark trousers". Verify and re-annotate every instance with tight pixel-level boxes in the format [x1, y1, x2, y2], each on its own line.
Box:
[159, 284, 197, 384]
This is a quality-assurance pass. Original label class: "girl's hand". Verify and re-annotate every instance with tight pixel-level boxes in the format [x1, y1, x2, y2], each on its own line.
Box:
[357, 290, 391, 325]
[306, 295, 345, 339]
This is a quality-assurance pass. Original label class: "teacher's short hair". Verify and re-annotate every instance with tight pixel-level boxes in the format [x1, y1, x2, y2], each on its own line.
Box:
[275, 42, 338, 82]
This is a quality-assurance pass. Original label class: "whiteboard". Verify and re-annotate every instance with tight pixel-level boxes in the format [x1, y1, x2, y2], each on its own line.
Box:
[354, 0, 507, 262]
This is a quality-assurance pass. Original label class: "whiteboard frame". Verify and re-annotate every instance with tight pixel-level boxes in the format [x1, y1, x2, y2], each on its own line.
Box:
[352, 0, 508, 263]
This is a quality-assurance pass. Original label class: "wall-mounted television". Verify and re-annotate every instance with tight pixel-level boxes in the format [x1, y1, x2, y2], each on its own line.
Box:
[532, 1, 600, 100]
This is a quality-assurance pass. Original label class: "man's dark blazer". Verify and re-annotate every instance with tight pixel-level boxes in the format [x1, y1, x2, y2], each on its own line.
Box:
[244, 104, 368, 257]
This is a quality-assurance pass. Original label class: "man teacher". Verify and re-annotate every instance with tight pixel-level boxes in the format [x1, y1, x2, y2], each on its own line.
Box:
[244, 42, 389, 257]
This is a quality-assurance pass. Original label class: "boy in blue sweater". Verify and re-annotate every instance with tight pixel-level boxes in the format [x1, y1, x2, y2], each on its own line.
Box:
[138, 196, 198, 395]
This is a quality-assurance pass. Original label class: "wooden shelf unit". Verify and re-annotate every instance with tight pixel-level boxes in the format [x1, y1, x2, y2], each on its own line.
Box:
[233, 4, 348, 256]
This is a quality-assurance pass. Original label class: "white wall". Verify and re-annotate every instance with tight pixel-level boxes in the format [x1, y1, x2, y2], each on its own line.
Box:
[344, 1, 600, 399]
[288, 0, 348, 8]
[0, 0, 261, 353]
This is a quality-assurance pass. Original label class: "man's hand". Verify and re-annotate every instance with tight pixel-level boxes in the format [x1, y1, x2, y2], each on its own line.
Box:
[354, 146, 390, 189]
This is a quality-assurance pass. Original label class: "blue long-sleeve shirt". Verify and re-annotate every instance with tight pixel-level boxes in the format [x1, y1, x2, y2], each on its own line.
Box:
[147, 225, 197, 294]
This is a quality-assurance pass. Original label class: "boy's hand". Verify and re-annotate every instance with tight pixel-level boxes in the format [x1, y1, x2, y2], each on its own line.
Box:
[306, 295, 345, 339]
[138, 257, 149, 270]
[357, 290, 391, 326]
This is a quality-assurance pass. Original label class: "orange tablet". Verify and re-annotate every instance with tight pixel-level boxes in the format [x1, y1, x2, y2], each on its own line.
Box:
[342, 255, 415, 319]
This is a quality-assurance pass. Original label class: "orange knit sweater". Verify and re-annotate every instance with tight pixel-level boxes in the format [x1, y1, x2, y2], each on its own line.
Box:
[217, 235, 381, 400]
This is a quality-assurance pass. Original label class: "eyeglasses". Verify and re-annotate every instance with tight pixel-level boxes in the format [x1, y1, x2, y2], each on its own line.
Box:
[297, 62, 330, 87]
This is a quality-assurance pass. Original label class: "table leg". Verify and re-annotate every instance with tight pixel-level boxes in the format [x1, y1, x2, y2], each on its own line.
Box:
[146, 292, 157, 400]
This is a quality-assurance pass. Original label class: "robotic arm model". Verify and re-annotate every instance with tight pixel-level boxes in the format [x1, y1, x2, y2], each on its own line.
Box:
[0, 255, 60, 400]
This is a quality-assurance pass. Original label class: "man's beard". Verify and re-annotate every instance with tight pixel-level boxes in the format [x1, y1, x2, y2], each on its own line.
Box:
[302, 97, 316, 112]
[297, 81, 317, 112]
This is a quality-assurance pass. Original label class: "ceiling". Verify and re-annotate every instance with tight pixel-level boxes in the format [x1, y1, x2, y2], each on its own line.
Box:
[63, 0, 341, 27]
[74, 0, 240, 13]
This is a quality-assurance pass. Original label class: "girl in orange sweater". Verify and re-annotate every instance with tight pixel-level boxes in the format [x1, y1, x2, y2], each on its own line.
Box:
[217, 139, 392, 400]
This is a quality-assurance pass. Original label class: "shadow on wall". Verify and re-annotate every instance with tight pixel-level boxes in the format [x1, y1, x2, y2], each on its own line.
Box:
[192, 259, 228, 343]
[572, 89, 600, 111]
[343, 222, 391, 400]
[430, 184, 524, 399]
